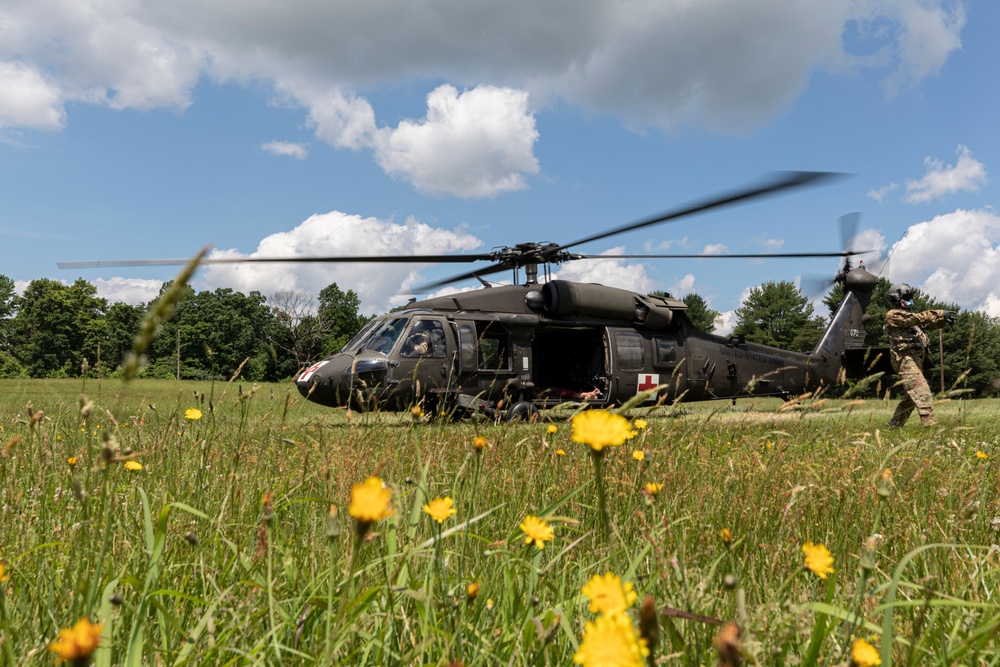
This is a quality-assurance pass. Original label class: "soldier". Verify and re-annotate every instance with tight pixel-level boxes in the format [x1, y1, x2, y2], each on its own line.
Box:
[883, 283, 956, 427]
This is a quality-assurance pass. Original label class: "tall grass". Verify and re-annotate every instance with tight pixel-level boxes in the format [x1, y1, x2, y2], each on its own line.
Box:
[1, 378, 998, 665]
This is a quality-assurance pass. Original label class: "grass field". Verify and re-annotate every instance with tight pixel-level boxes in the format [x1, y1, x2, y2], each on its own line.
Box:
[1, 377, 998, 666]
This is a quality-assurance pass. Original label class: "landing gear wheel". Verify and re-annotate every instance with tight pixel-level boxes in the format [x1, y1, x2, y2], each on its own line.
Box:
[503, 401, 539, 423]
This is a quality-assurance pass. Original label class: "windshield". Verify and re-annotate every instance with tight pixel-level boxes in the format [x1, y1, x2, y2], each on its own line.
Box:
[342, 318, 381, 353]
[357, 317, 408, 355]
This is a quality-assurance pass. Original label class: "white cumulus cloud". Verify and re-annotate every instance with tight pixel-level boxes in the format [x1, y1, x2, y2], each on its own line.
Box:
[261, 141, 309, 159]
[905, 145, 988, 203]
[0, 61, 65, 130]
[197, 210, 482, 313]
[887, 208, 1000, 314]
[371, 85, 539, 198]
[92, 277, 163, 305]
[553, 247, 654, 294]
[0, 0, 969, 192]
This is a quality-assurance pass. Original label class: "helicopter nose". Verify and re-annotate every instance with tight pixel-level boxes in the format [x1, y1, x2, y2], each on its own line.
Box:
[296, 357, 351, 407]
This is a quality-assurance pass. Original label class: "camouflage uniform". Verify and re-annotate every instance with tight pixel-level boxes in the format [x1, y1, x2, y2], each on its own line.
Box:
[884, 308, 948, 426]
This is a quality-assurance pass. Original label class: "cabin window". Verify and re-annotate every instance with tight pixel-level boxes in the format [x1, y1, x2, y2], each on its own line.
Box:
[457, 324, 477, 371]
[400, 319, 447, 358]
[615, 332, 644, 371]
[654, 338, 677, 367]
[476, 323, 510, 370]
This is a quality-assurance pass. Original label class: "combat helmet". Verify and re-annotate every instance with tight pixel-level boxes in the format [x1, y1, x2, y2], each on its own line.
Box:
[887, 283, 914, 306]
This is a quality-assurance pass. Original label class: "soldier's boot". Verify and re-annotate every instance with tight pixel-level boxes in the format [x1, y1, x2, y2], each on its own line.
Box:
[919, 408, 937, 427]
[886, 419, 904, 428]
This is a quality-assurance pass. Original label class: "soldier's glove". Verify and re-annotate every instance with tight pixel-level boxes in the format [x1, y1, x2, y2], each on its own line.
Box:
[944, 310, 958, 324]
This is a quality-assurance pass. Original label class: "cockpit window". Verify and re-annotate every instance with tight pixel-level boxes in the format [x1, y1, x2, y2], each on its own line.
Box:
[342, 318, 381, 353]
[400, 319, 447, 358]
[358, 318, 408, 355]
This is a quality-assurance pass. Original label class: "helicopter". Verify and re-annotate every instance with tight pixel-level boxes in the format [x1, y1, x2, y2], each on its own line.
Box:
[59, 171, 885, 420]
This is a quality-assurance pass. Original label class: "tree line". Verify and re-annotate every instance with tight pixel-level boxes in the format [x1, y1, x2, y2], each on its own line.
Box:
[1, 274, 997, 396]
[0, 275, 370, 382]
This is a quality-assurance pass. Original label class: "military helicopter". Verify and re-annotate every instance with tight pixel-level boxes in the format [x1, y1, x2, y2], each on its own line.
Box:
[60, 171, 882, 420]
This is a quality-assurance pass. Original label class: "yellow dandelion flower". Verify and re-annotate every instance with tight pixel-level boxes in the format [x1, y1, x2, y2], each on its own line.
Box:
[634, 418, 648, 430]
[184, 408, 202, 421]
[573, 611, 649, 667]
[632, 450, 645, 461]
[851, 638, 881, 666]
[411, 405, 424, 418]
[520, 515, 554, 549]
[976, 450, 989, 460]
[123, 461, 143, 472]
[572, 410, 634, 452]
[349, 476, 393, 524]
[423, 496, 457, 524]
[466, 581, 480, 602]
[802, 541, 835, 579]
[547, 424, 558, 434]
[0, 562, 8, 583]
[49, 617, 104, 662]
[719, 528, 733, 544]
[644, 482, 663, 496]
[581, 572, 638, 615]
[556, 449, 567, 456]
[473, 435, 487, 450]
[67, 456, 78, 466]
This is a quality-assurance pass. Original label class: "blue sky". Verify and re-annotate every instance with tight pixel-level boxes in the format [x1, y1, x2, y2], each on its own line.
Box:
[1, 0, 996, 333]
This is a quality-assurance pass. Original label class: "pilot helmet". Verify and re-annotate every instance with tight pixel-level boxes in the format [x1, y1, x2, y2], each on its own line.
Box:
[887, 283, 914, 307]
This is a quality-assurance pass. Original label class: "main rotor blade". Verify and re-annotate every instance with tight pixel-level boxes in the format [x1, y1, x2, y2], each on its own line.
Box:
[57, 253, 494, 270]
[573, 250, 871, 260]
[559, 171, 844, 252]
[408, 262, 512, 292]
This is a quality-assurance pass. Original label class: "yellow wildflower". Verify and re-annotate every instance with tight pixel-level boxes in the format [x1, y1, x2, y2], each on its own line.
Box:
[466, 581, 480, 602]
[572, 410, 633, 452]
[0, 562, 8, 583]
[976, 450, 989, 460]
[547, 424, 558, 435]
[573, 612, 649, 667]
[473, 435, 486, 450]
[634, 419, 648, 430]
[802, 541, 835, 579]
[411, 405, 424, 418]
[556, 449, 567, 456]
[184, 408, 202, 421]
[581, 572, 637, 615]
[349, 476, 394, 524]
[632, 450, 645, 461]
[520, 515, 554, 549]
[851, 638, 881, 666]
[719, 528, 733, 544]
[423, 496, 457, 524]
[67, 456, 78, 466]
[644, 482, 663, 496]
[49, 617, 104, 662]
[123, 461, 143, 472]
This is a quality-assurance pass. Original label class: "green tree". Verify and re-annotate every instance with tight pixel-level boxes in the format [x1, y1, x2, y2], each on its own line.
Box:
[0, 275, 15, 351]
[734, 280, 814, 352]
[681, 293, 720, 333]
[318, 282, 371, 354]
[10, 278, 108, 377]
[268, 290, 331, 373]
[98, 301, 146, 374]
[145, 285, 280, 381]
